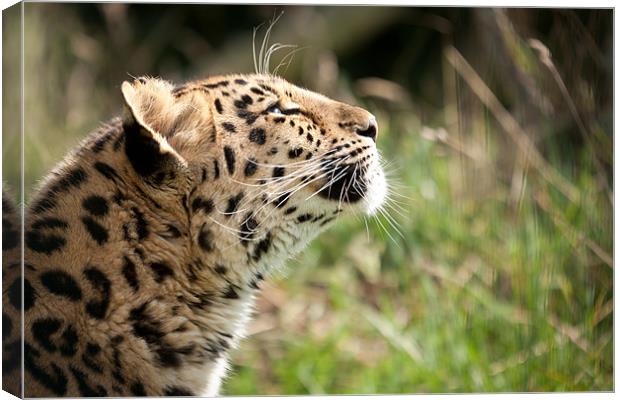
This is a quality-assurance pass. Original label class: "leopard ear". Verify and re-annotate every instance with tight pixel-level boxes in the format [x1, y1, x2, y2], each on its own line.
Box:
[121, 80, 189, 188]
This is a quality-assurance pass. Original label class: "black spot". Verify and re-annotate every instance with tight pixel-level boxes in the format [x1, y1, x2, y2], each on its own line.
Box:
[70, 366, 107, 397]
[130, 382, 147, 396]
[164, 387, 194, 396]
[273, 192, 291, 208]
[86, 343, 100, 355]
[224, 146, 236, 174]
[191, 197, 214, 214]
[259, 83, 275, 93]
[131, 207, 149, 240]
[268, 147, 278, 155]
[250, 87, 265, 96]
[274, 117, 286, 123]
[225, 193, 244, 216]
[198, 225, 214, 252]
[244, 158, 258, 177]
[222, 122, 236, 133]
[8, 277, 21, 310]
[204, 80, 229, 89]
[22, 278, 35, 311]
[32, 318, 62, 353]
[234, 78, 248, 85]
[94, 161, 120, 181]
[113, 131, 126, 151]
[273, 167, 285, 178]
[252, 232, 272, 261]
[223, 284, 240, 299]
[241, 94, 253, 104]
[165, 224, 182, 238]
[298, 126, 304, 135]
[59, 325, 78, 356]
[2, 218, 18, 250]
[214, 265, 227, 275]
[240, 214, 258, 244]
[155, 345, 182, 368]
[82, 343, 103, 374]
[82, 216, 108, 245]
[91, 132, 114, 153]
[82, 195, 109, 217]
[83, 266, 112, 319]
[2, 313, 11, 339]
[288, 148, 303, 158]
[31, 217, 68, 230]
[3, 339, 21, 376]
[214, 99, 223, 114]
[31, 196, 57, 214]
[213, 160, 220, 179]
[307, 133, 314, 143]
[234, 100, 248, 109]
[237, 109, 258, 125]
[129, 304, 181, 368]
[122, 256, 139, 292]
[150, 262, 174, 283]
[59, 167, 88, 189]
[40, 270, 82, 301]
[24, 343, 68, 396]
[111, 336, 126, 384]
[297, 213, 314, 223]
[284, 206, 297, 215]
[26, 228, 66, 254]
[249, 127, 266, 145]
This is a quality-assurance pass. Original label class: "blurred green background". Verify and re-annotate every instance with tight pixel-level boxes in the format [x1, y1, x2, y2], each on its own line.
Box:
[3, 3, 612, 394]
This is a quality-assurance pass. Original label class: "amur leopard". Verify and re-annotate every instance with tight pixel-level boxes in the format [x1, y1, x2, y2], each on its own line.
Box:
[2, 73, 387, 397]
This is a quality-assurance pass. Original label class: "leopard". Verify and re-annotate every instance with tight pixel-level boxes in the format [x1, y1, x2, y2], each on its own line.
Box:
[2, 73, 387, 397]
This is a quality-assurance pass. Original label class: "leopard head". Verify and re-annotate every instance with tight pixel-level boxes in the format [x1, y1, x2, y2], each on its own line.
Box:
[120, 74, 387, 274]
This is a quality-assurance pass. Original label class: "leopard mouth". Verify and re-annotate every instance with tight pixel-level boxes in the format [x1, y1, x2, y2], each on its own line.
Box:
[317, 163, 366, 203]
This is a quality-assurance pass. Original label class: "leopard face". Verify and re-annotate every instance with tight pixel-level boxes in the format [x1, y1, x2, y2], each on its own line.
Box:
[120, 73, 387, 272]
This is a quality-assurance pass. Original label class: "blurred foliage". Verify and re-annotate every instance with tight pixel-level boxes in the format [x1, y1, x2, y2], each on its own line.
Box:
[4, 3, 613, 393]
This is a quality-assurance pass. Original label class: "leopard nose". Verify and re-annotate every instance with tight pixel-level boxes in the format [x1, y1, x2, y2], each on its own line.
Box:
[355, 116, 378, 142]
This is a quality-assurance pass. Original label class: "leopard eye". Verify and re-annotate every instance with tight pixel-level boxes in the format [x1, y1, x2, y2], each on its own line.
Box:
[267, 104, 284, 115]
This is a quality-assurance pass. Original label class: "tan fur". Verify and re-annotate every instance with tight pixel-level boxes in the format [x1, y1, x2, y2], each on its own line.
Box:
[3, 73, 386, 397]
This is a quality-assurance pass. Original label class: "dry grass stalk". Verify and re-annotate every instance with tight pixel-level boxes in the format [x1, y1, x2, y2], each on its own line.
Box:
[533, 191, 612, 269]
[443, 46, 581, 204]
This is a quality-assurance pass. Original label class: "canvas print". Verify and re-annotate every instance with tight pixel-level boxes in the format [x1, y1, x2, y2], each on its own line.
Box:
[1, 3, 613, 397]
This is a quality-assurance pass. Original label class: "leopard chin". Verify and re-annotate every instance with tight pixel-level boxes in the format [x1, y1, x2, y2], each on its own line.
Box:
[362, 160, 387, 216]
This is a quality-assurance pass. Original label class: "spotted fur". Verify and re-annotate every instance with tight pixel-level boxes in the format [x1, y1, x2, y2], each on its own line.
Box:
[3, 74, 386, 397]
